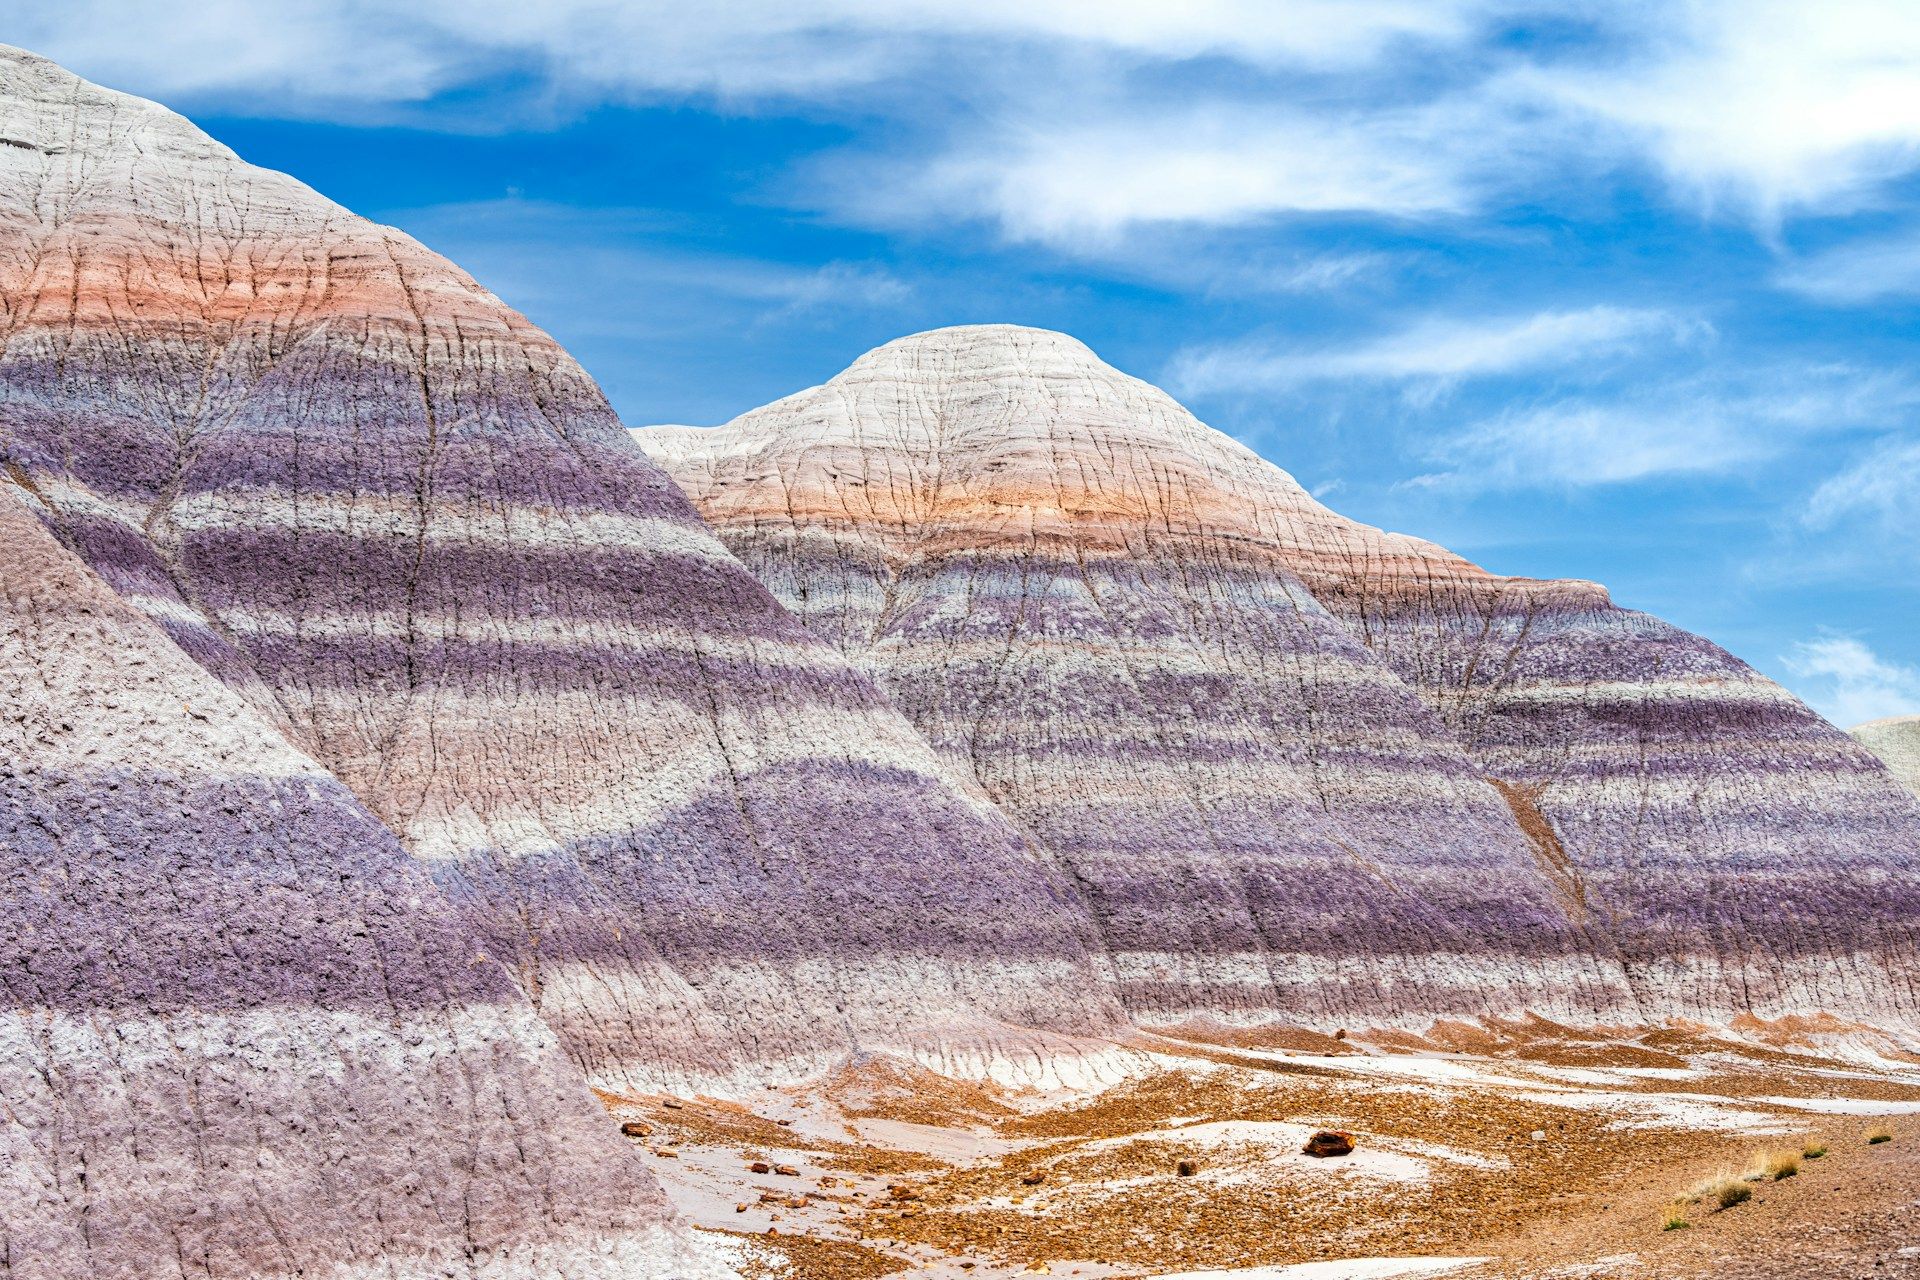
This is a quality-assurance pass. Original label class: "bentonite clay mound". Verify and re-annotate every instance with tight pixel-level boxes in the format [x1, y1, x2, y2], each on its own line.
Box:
[640, 324, 1920, 1029]
[0, 47, 1121, 1096]
[0, 489, 728, 1279]
[1853, 715, 1920, 802]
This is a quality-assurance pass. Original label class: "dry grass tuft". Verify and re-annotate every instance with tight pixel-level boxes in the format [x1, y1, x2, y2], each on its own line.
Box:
[1867, 1127, 1894, 1145]
[1696, 1174, 1752, 1210]
[1752, 1150, 1799, 1181]
[1803, 1142, 1827, 1160]
[1660, 1200, 1691, 1231]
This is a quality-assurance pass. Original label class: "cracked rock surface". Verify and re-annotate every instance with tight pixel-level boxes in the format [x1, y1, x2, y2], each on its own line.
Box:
[0, 488, 728, 1279]
[0, 35, 1115, 1133]
[641, 324, 1920, 1028]
[1853, 715, 1920, 801]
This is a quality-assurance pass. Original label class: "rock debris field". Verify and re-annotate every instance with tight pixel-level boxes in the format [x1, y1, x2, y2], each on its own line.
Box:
[616, 1025, 1920, 1280]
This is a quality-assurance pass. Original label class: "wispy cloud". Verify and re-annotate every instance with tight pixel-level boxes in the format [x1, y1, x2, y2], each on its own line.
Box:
[799, 1, 1920, 244]
[858, 100, 1488, 245]
[395, 198, 914, 329]
[755, 261, 916, 321]
[1124, 246, 1404, 300]
[13, 0, 1494, 108]
[1732, 406, 1920, 591]
[1166, 306, 1704, 397]
[1804, 436, 1920, 532]
[1783, 633, 1920, 727]
[1528, 0, 1920, 221]
[25, 0, 1920, 246]
[1407, 361, 1918, 493]
[1237, 252, 1401, 295]
[1776, 231, 1920, 304]
[1408, 401, 1761, 492]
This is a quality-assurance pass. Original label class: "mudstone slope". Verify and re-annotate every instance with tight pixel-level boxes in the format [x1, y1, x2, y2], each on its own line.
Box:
[1853, 716, 1920, 802]
[640, 325, 1920, 1029]
[0, 487, 725, 1278]
[0, 43, 1120, 1100]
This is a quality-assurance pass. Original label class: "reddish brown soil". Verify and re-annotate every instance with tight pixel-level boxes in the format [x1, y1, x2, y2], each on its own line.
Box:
[631, 1028, 1920, 1280]
[1468, 1114, 1920, 1278]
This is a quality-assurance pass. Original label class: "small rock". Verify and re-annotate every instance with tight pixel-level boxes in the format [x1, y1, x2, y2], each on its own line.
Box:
[1021, 1170, 1047, 1185]
[619, 1121, 651, 1138]
[652, 1147, 679, 1158]
[774, 1164, 800, 1177]
[1530, 1130, 1547, 1142]
[888, 1183, 921, 1201]
[1302, 1130, 1356, 1158]
[1176, 1159, 1199, 1177]
[661, 1098, 684, 1111]
[735, 1203, 749, 1214]
[749, 1161, 771, 1174]
[776, 1118, 792, 1126]
[1334, 1029, 1347, 1041]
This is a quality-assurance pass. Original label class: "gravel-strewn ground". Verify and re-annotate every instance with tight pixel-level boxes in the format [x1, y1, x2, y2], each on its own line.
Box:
[615, 1028, 1920, 1280]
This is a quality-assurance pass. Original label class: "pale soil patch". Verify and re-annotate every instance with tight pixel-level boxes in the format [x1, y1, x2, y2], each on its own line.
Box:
[617, 1023, 1920, 1279]
[1754, 1095, 1920, 1114]
[1150, 1260, 1487, 1280]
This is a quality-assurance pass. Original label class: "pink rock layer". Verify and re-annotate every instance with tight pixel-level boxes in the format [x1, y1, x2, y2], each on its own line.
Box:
[0, 488, 726, 1279]
[640, 324, 1920, 1028]
[0, 42, 1122, 1101]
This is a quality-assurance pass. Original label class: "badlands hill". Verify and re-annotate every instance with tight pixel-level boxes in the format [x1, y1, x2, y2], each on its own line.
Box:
[0, 43, 1119, 1110]
[0, 484, 721, 1276]
[0, 45, 1131, 1280]
[1854, 715, 1920, 800]
[9, 39, 1920, 1280]
[640, 324, 1920, 1028]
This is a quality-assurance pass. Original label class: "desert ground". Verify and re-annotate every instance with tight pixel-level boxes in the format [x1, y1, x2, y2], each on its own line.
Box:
[598, 1020, 1920, 1279]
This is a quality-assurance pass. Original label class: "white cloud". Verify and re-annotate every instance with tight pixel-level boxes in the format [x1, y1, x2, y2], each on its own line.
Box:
[812, 1, 1920, 241]
[1739, 418, 1920, 590]
[1804, 436, 1920, 531]
[1776, 231, 1920, 304]
[1409, 401, 1761, 491]
[10, 0, 1517, 246]
[832, 0, 1482, 68]
[1783, 633, 1920, 728]
[1529, 0, 1920, 220]
[1404, 361, 1914, 493]
[11, 3, 454, 105]
[900, 106, 1477, 244]
[25, 0, 1920, 245]
[757, 261, 915, 319]
[1240, 252, 1399, 295]
[10, 0, 1492, 107]
[1166, 306, 1703, 396]
[380, 199, 917, 360]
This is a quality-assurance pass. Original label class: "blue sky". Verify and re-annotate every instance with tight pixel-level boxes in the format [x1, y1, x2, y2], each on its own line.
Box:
[17, 2, 1920, 725]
